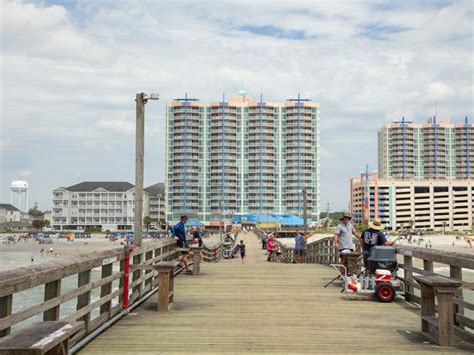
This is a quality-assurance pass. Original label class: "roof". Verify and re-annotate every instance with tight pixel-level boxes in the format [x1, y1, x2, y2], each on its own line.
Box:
[65, 182, 134, 192]
[144, 183, 165, 195]
[0, 221, 31, 227]
[0, 204, 20, 211]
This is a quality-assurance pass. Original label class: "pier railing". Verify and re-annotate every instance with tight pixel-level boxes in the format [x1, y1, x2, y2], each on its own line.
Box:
[0, 238, 179, 343]
[272, 233, 474, 334]
[202, 244, 223, 263]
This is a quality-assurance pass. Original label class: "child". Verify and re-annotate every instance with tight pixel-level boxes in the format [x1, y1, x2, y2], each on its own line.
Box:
[239, 240, 246, 264]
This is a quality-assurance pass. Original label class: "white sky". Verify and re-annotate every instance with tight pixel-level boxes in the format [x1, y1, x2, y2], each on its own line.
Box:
[0, 0, 473, 211]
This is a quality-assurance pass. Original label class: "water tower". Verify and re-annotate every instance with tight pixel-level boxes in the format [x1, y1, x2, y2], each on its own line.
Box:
[10, 180, 29, 212]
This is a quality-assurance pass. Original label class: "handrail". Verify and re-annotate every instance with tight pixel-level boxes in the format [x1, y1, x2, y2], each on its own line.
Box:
[0, 238, 179, 343]
[202, 244, 223, 263]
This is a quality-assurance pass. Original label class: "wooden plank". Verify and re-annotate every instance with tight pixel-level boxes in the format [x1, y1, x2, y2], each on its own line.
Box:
[65, 289, 122, 323]
[99, 263, 113, 316]
[0, 295, 12, 337]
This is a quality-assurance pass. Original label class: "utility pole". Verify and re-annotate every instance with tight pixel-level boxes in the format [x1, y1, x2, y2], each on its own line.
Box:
[133, 92, 159, 247]
[134, 93, 145, 247]
[302, 188, 308, 231]
[326, 202, 330, 220]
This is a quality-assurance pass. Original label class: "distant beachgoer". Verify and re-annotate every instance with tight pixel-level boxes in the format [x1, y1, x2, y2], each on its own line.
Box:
[31, 255, 34, 262]
[40, 248, 44, 256]
[267, 235, 275, 261]
[239, 240, 246, 264]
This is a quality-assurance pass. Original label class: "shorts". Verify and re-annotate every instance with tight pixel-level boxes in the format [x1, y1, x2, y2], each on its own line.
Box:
[295, 250, 306, 257]
[177, 240, 189, 254]
[339, 248, 354, 254]
[240, 252, 246, 258]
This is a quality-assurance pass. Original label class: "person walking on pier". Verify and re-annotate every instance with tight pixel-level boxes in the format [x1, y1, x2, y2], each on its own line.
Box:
[359, 218, 395, 268]
[267, 234, 275, 261]
[239, 240, 246, 264]
[171, 215, 191, 273]
[294, 231, 309, 263]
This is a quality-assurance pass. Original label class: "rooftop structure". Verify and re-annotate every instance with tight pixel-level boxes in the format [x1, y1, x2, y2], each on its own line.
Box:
[165, 93, 320, 223]
[378, 117, 473, 180]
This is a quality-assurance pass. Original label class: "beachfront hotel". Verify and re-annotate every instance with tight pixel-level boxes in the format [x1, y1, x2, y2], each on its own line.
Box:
[165, 92, 320, 224]
[52, 182, 150, 231]
[144, 183, 165, 227]
[378, 117, 473, 179]
[350, 175, 473, 232]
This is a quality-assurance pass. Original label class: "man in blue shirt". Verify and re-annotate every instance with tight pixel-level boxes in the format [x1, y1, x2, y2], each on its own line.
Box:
[171, 215, 191, 272]
[359, 218, 395, 268]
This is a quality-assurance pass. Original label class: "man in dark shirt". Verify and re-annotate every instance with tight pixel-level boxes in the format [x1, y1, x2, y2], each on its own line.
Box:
[191, 226, 203, 247]
[171, 215, 191, 272]
[359, 218, 394, 268]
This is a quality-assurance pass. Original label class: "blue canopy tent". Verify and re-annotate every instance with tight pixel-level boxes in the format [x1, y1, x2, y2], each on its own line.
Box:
[277, 215, 304, 226]
[185, 220, 204, 227]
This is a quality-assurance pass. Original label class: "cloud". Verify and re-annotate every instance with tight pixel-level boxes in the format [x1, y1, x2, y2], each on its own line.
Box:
[0, 0, 472, 210]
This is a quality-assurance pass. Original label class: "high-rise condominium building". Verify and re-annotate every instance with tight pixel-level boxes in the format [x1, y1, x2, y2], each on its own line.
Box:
[378, 117, 473, 179]
[165, 93, 320, 223]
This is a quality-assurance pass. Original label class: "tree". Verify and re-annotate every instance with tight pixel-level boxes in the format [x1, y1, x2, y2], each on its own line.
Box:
[32, 219, 46, 231]
[143, 216, 152, 232]
[28, 205, 44, 220]
[44, 219, 50, 228]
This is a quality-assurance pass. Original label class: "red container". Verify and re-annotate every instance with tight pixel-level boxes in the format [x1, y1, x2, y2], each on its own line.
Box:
[375, 269, 391, 285]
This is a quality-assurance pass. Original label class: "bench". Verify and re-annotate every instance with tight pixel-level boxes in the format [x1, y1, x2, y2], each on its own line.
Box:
[130, 261, 179, 312]
[414, 275, 462, 346]
[0, 321, 83, 355]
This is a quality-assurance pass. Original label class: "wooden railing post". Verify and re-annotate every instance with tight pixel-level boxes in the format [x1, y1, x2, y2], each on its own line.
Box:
[43, 279, 61, 321]
[190, 247, 202, 275]
[77, 270, 91, 332]
[156, 262, 176, 312]
[404, 255, 413, 302]
[450, 265, 463, 328]
[144, 250, 153, 292]
[132, 253, 143, 300]
[100, 263, 113, 316]
[0, 295, 12, 337]
[423, 260, 434, 274]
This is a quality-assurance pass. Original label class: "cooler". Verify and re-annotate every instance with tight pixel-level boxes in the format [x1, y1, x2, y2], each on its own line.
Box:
[375, 269, 392, 285]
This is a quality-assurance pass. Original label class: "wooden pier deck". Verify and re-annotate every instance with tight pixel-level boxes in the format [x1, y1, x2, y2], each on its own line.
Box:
[79, 233, 473, 354]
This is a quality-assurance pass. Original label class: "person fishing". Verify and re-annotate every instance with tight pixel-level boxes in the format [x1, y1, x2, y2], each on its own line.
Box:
[358, 218, 395, 268]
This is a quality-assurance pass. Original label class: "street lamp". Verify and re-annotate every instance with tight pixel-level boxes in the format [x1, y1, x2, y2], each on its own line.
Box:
[134, 92, 159, 247]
